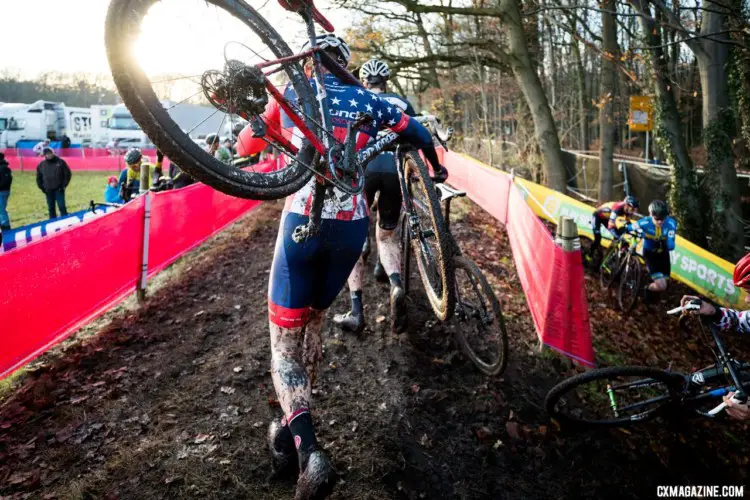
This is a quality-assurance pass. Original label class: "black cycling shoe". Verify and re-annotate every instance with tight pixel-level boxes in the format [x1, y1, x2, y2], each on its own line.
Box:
[390, 284, 407, 333]
[295, 449, 338, 500]
[332, 311, 365, 334]
[373, 261, 388, 283]
[268, 419, 298, 478]
[431, 165, 449, 183]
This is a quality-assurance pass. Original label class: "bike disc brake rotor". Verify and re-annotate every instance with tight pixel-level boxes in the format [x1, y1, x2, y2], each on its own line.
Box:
[202, 60, 268, 116]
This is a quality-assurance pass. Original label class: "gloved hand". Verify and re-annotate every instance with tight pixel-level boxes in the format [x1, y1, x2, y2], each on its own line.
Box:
[431, 165, 449, 183]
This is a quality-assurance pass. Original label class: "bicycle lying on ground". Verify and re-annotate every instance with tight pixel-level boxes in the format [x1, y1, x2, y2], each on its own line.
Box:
[545, 300, 749, 428]
[599, 233, 648, 312]
[401, 173, 508, 376]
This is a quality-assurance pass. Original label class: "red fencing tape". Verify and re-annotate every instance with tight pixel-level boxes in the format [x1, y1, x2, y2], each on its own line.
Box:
[442, 151, 594, 366]
[0, 160, 274, 379]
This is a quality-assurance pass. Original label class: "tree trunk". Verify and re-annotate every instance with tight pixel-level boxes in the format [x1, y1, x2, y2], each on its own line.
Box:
[502, 0, 567, 191]
[694, 2, 745, 259]
[598, 0, 617, 201]
[634, 0, 704, 244]
[572, 39, 589, 151]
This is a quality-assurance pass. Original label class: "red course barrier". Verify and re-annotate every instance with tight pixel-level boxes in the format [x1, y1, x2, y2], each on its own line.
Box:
[1, 149, 165, 171]
[0, 160, 273, 379]
[442, 151, 594, 366]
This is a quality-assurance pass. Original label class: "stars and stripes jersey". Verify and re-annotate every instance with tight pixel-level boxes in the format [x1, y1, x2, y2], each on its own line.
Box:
[715, 308, 750, 334]
[269, 74, 414, 221]
[367, 91, 417, 174]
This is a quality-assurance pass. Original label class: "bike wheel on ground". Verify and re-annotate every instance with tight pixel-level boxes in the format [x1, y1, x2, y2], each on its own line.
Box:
[402, 151, 455, 320]
[400, 212, 411, 295]
[599, 244, 621, 290]
[545, 366, 684, 428]
[618, 256, 644, 311]
[105, 0, 317, 200]
[450, 256, 508, 376]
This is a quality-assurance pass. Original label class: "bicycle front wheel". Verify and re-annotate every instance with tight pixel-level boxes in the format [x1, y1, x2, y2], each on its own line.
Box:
[105, 0, 317, 200]
[451, 256, 508, 376]
[402, 151, 455, 320]
[545, 366, 684, 428]
[618, 256, 644, 312]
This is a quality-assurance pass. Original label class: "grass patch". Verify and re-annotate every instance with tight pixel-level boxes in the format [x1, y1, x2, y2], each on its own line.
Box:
[6, 171, 115, 227]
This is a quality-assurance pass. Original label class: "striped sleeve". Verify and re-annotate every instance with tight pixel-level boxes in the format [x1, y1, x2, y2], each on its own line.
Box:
[715, 308, 750, 334]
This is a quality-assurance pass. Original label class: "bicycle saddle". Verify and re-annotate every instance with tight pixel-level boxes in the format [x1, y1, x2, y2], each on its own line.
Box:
[277, 0, 335, 32]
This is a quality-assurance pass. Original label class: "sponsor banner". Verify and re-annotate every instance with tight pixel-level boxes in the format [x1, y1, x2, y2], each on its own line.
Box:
[1, 205, 118, 254]
[514, 177, 745, 308]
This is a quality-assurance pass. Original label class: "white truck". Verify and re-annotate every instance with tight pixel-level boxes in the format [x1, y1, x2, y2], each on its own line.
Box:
[90, 104, 153, 149]
[0, 100, 92, 148]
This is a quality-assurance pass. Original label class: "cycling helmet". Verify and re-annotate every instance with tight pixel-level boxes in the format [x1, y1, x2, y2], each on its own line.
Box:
[301, 34, 351, 67]
[360, 59, 391, 82]
[205, 133, 220, 146]
[648, 199, 669, 218]
[734, 253, 750, 288]
[624, 195, 639, 209]
[124, 148, 142, 165]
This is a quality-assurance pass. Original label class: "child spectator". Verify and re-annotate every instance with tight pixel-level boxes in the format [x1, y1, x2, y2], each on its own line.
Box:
[104, 176, 124, 204]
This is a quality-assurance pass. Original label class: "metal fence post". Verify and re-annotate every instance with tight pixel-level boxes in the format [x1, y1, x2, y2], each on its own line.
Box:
[137, 193, 152, 303]
[555, 216, 580, 252]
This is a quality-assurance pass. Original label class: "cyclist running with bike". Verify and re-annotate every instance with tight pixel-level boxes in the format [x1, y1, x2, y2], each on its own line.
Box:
[680, 252, 750, 420]
[590, 195, 639, 254]
[332, 59, 421, 335]
[236, 35, 447, 499]
[625, 200, 677, 302]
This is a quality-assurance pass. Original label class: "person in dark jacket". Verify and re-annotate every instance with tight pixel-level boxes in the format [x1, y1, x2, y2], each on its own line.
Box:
[168, 160, 195, 189]
[36, 147, 72, 219]
[0, 152, 12, 230]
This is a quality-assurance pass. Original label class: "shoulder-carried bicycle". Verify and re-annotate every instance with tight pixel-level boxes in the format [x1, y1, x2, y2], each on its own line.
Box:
[105, 0, 439, 243]
[545, 299, 749, 428]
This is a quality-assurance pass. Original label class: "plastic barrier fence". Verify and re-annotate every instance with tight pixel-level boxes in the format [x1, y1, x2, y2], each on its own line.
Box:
[1, 149, 166, 171]
[0, 161, 272, 380]
[442, 151, 594, 366]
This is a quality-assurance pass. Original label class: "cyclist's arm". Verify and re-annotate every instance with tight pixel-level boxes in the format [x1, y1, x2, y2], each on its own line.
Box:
[666, 219, 677, 251]
[713, 307, 750, 334]
[385, 107, 442, 174]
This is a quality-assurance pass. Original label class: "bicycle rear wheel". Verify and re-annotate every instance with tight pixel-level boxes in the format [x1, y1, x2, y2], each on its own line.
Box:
[618, 255, 644, 311]
[105, 0, 317, 200]
[451, 256, 508, 376]
[402, 150, 455, 320]
[599, 244, 621, 290]
[545, 366, 684, 428]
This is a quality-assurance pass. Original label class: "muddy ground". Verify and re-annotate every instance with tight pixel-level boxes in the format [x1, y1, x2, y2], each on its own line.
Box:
[1, 199, 749, 500]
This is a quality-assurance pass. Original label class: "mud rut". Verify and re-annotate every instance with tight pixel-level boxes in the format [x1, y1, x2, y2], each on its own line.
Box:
[1, 199, 748, 500]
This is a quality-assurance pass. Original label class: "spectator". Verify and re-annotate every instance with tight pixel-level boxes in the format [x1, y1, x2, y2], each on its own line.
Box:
[104, 176, 124, 204]
[118, 148, 152, 201]
[169, 159, 195, 189]
[33, 139, 50, 157]
[60, 131, 72, 149]
[106, 139, 121, 156]
[0, 153, 12, 230]
[36, 148, 71, 219]
[223, 137, 234, 154]
[205, 134, 232, 164]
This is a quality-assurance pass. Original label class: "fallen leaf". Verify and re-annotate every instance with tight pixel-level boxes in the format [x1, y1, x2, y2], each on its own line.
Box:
[506, 422, 523, 440]
[194, 434, 211, 444]
[194, 310, 206, 317]
[220, 386, 236, 395]
[233, 367, 243, 373]
[376, 315, 386, 323]
[411, 384, 421, 393]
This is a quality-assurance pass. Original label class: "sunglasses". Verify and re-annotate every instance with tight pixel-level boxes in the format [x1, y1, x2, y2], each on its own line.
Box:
[652, 216, 664, 222]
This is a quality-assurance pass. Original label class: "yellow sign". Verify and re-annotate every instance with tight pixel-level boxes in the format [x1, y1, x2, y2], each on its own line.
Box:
[628, 96, 654, 132]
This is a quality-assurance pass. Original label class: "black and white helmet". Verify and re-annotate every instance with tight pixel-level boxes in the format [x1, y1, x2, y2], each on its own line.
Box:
[360, 59, 391, 82]
[301, 34, 351, 67]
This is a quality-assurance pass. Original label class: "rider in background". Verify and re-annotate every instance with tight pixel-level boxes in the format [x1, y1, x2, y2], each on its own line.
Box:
[236, 35, 447, 499]
[205, 133, 232, 164]
[681, 252, 750, 420]
[626, 200, 677, 302]
[333, 59, 416, 335]
[118, 148, 151, 201]
[591, 195, 639, 251]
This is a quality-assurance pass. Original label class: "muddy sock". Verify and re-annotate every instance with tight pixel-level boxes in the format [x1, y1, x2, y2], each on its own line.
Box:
[389, 273, 403, 289]
[350, 290, 363, 316]
[288, 410, 318, 463]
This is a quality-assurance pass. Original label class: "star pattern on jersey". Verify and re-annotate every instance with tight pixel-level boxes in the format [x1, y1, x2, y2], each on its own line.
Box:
[331, 97, 341, 106]
[371, 93, 379, 100]
[388, 118, 397, 126]
[365, 103, 373, 112]
[356, 88, 365, 95]
[377, 110, 383, 118]
[387, 107, 393, 114]
[349, 98, 358, 108]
